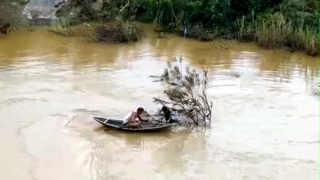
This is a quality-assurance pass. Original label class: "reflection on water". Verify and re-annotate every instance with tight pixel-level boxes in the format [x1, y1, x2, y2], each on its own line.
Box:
[0, 24, 318, 180]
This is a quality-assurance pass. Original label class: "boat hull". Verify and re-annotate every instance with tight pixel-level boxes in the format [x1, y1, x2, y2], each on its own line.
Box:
[93, 117, 175, 132]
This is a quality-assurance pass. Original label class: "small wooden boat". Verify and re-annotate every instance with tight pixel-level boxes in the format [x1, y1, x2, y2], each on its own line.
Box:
[93, 117, 175, 132]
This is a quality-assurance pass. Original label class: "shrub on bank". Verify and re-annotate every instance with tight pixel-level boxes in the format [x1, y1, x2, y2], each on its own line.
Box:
[48, 18, 74, 36]
[94, 21, 143, 43]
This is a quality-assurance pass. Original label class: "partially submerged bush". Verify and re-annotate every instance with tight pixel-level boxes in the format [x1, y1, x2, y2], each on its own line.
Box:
[94, 21, 143, 43]
[152, 58, 213, 126]
[48, 18, 74, 36]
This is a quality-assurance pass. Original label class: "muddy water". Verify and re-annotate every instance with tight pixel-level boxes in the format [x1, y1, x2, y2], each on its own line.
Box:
[0, 25, 318, 180]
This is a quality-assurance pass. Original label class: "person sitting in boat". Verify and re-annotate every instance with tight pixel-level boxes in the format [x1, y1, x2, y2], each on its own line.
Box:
[160, 106, 175, 123]
[123, 107, 147, 126]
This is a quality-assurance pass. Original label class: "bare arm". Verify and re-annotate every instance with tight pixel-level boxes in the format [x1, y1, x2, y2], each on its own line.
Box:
[137, 114, 145, 121]
[130, 112, 136, 122]
[138, 113, 150, 122]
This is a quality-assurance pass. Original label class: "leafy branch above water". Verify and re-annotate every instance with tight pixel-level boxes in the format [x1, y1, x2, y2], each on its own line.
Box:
[151, 58, 213, 126]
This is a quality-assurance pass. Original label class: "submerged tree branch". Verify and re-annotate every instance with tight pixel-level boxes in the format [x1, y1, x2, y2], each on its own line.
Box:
[151, 58, 213, 126]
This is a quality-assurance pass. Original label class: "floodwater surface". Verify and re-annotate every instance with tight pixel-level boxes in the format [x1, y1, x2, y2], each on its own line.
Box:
[0, 25, 318, 180]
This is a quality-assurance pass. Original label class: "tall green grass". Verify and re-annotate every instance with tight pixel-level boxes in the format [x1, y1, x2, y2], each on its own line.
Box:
[48, 18, 74, 36]
[235, 11, 318, 56]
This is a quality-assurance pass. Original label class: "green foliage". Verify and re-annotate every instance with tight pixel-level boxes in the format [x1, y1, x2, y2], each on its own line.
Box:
[133, 0, 283, 32]
[66, 0, 318, 55]
[71, 0, 98, 22]
[17, 0, 30, 5]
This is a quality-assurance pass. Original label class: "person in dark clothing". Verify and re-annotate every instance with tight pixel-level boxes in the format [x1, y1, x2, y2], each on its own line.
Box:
[161, 106, 174, 123]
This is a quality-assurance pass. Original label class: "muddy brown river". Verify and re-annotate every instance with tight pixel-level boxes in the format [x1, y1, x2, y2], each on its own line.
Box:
[0, 25, 318, 180]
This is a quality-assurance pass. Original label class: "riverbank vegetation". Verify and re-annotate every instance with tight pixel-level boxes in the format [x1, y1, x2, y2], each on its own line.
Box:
[63, 0, 318, 56]
[94, 21, 143, 43]
[1, 0, 317, 55]
[48, 19, 143, 43]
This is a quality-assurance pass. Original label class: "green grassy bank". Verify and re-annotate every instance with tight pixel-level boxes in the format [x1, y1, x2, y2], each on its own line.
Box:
[67, 0, 318, 56]
[3, 0, 318, 56]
